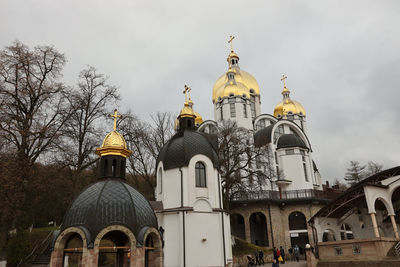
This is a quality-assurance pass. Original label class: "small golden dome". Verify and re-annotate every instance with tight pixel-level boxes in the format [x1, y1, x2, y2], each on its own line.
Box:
[179, 101, 196, 119]
[227, 51, 239, 62]
[96, 110, 132, 158]
[273, 86, 306, 118]
[194, 111, 203, 125]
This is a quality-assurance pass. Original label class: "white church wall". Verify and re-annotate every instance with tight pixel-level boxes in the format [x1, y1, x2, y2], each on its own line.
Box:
[157, 167, 184, 209]
[161, 213, 184, 267]
[279, 149, 314, 191]
[185, 212, 225, 267]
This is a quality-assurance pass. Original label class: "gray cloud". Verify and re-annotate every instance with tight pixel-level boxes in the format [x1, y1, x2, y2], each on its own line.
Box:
[1, 0, 399, 182]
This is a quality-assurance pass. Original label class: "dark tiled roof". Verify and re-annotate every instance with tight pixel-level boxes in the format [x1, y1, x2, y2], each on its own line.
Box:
[60, 180, 158, 246]
[156, 130, 219, 170]
[254, 124, 274, 147]
[277, 134, 308, 150]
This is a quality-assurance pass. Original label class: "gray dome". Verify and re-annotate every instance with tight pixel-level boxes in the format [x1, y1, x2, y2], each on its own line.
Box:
[61, 180, 157, 246]
[157, 130, 219, 170]
[277, 134, 308, 150]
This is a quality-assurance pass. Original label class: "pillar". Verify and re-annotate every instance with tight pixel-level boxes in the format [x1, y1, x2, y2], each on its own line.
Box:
[370, 213, 380, 238]
[390, 215, 399, 239]
[244, 214, 251, 243]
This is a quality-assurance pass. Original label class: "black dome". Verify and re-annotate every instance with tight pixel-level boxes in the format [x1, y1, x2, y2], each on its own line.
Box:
[277, 134, 308, 150]
[157, 130, 219, 170]
[254, 124, 275, 147]
[61, 180, 157, 246]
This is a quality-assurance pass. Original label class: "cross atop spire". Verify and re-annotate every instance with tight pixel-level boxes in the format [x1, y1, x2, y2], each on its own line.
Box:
[183, 85, 191, 102]
[281, 75, 288, 88]
[228, 35, 235, 52]
[109, 109, 122, 131]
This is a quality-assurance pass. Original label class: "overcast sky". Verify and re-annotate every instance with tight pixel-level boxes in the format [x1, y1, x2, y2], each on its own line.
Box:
[1, 0, 399, 183]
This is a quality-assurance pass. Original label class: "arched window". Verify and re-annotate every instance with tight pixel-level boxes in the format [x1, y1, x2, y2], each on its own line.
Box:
[195, 162, 206, 187]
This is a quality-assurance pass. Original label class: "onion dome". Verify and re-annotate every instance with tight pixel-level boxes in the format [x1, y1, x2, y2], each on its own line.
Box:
[96, 110, 132, 158]
[156, 130, 219, 171]
[273, 76, 306, 118]
[277, 134, 308, 150]
[212, 46, 260, 103]
[61, 180, 158, 247]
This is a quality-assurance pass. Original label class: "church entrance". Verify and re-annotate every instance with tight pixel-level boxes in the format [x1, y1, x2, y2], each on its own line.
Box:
[249, 212, 268, 246]
[98, 231, 130, 267]
[288, 211, 309, 256]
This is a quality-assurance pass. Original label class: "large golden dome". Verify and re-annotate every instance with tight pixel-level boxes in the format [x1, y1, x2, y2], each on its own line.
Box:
[96, 110, 132, 158]
[212, 51, 260, 103]
[273, 86, 306, 118]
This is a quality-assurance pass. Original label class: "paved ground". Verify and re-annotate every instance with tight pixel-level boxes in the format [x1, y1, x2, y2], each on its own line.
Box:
[259, 261, 307, 267]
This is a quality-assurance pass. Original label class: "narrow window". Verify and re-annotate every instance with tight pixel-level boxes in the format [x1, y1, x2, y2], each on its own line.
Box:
[230, 103, 236, 117]
[112, 159, 117, 176]
[276, 165, 280, 179]
[243, 103, 247, 118]
[158, 169, 162, 193]
[274, 152, 278, 165]
[195, 162, 207, 187]
[220, 106, 223, 120]
[300, 120, 304, 130]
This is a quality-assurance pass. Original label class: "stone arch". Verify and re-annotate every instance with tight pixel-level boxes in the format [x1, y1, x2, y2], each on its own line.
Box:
[272, 120, 311, 149]
[142, 227, 162, 267]
[288, 211, 309, 251]
[230, 213, 246, 240]
[94, 225, 136, 267]
[374, 197, 392, 216]
[52, 227, 88, 267]
[249, 212, 268, 246]
[391, 186, 400, 219]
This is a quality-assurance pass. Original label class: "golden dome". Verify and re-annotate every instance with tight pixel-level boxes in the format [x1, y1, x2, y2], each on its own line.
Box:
[179, 101, 196, 119]
[194, 111, 203, 125]
[212, 69, 260, 102]
[273, 86, 306, 118]
[96, 110, 132, 158]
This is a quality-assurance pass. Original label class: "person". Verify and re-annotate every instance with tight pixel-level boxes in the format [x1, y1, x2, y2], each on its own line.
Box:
[272, 259, 279, 267]
[259, 250, 264, 265]
[273, 247, 278, 262]
[255, 251, 260, 266]
[288, 247, 293, 261]
[294, 245, 300, 262]
[279, 246, 285, 264]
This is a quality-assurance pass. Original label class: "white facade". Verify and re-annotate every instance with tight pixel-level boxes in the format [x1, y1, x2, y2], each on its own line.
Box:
[156, 155, 233, 267]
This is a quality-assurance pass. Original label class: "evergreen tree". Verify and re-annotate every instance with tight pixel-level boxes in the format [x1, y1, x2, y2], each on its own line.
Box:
[344, 161, 366, 185]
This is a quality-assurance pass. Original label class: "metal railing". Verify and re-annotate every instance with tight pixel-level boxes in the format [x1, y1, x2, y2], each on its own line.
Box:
[231, 189, 341, 202]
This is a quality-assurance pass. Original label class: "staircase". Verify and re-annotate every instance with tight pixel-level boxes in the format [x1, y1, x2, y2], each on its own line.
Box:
[27, 231, 53, 267]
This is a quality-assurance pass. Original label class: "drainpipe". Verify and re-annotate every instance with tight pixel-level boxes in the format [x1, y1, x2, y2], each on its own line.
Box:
[218, 172, 227, 266]
[179, 168, 186, 267]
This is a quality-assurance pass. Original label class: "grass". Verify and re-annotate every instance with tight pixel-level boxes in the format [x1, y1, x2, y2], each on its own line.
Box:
[232, 237, 272, 257]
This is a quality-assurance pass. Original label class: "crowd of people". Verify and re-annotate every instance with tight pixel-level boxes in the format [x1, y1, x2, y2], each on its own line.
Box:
[248, 244, 304, 266]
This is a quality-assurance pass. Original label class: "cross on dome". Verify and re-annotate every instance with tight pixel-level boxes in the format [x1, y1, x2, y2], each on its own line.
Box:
[183, 85, 191, 102]
[228, 35, 235, 52]
[281, 75, 288, 88]
[109, 109, 122, 131]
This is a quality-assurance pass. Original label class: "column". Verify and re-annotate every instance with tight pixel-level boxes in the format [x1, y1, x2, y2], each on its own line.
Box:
[370, 213, 380, 238]
[390, 215, 399, 239]
[244, 215, 251, 243]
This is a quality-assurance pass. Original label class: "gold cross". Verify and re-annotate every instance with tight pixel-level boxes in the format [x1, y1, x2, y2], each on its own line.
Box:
[183, 85, 191, 102]
[228, 35, 235, 51]
[281, 75, 287, 88]
[109, 109, 122, 131]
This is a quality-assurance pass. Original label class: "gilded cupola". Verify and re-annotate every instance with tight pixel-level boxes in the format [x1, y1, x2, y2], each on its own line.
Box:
[96, 109, 132, 158]
[212, 36, 260, 103]
[175, 85, 203, 131]
[273, 75, 306, 118]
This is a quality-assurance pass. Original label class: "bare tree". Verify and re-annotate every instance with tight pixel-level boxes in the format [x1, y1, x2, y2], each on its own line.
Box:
[217, 120, 277, 209]
[119, 111, 174, 199]
[364, 161, 383, 178]
[0, 41, 69, 166]
[60, 66, 119, 176]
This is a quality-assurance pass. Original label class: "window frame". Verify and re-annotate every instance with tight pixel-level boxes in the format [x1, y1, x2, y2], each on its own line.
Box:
[195, 162, 207, 188]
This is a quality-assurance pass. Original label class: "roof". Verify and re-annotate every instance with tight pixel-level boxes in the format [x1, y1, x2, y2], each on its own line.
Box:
[309, 166, 400, 221]
[254, 124, 274, 147]
[60, 179, 158, 247]
[277, 134, 308, 150]
[157, 130, 219, 170]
